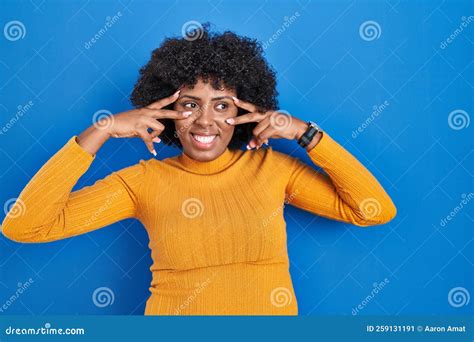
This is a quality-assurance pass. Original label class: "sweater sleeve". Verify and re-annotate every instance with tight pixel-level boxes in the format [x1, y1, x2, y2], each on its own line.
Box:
[1, 136, 146, 243]
[285, 132, 397, 227]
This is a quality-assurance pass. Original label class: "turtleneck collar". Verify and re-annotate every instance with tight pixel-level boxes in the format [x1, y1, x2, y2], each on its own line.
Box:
[174, 148, 242, 174]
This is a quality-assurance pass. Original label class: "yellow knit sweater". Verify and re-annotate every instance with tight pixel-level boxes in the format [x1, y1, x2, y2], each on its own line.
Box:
[1, 132, 396, 315]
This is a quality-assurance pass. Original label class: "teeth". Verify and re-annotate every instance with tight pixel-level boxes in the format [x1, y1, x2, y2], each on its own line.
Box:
[193, 134, 216, 144]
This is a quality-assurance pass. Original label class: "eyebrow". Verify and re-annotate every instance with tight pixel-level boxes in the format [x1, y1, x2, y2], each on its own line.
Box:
[179, 95, 234, 101]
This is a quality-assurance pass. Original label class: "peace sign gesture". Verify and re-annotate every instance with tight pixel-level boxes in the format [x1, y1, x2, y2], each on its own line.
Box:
[98, 90, 192, 155]
[78, 90, 192, 157]
[225, 97, 311, 149]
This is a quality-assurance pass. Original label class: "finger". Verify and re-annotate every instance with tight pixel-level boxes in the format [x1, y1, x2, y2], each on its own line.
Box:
[144, 117, 165, 133]
[136, 129, 156, 156]
[254, 139, 269, 149]
[226, 112, 265, 125]
[247, 137, 258, 150]
[146, 90, 181, 110]
[255, 127, 275, 147]
[252, 118, 270, 141]
[250, 119, 270, 149]
[149, 129, 162, 143]
[146, 108, 192, 120]
[145, 123, 163, 144]
[232, 97, 260, 112]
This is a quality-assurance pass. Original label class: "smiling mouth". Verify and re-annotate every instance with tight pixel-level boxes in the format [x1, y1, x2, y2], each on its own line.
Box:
[190, 133, 218, 149]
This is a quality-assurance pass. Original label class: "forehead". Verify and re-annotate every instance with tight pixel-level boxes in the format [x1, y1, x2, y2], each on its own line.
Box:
[181, 79, 236, 98]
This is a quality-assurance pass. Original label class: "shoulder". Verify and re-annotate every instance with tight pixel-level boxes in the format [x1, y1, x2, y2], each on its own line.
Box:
[246, 146, 300, 170]
[111, 156, 171, 179]
[110, 158, 151, 180]
[142, 156, 179, 174]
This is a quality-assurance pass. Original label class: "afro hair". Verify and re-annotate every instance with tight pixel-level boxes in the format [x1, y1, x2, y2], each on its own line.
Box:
[130, 23, 279, 150]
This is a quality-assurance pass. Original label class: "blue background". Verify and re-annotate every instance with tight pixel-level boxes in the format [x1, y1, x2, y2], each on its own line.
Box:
[0, 0, 472, 316]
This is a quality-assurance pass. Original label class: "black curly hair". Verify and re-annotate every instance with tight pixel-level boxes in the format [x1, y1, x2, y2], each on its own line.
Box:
[130, 23, 278, 150]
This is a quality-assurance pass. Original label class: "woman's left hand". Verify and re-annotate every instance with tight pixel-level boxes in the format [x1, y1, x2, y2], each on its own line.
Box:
[225, 97, 310, 149]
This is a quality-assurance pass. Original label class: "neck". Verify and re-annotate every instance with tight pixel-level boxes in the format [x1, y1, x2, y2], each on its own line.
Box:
[176, 148, 240, 174]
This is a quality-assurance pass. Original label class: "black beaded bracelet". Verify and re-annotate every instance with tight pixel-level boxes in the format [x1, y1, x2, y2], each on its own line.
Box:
[297, 121, 320, 148]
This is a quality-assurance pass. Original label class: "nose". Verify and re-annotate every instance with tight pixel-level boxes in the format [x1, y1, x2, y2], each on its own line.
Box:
[193, 103, 215, 128]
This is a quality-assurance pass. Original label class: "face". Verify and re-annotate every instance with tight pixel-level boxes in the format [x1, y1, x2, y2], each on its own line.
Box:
[173, 79, 238, 161]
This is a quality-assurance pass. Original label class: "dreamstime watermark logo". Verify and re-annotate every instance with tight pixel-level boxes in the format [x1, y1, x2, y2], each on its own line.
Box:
[4, 198, 26, 218]
[174, 277, 213, 315]
[270, 287, 292, 307]
[440, 16, 474, 49]
[0, 278, 35, 313]
[359, 20, 382, 41]
[174, 119, 194, 138]
[181, 198, 204, 218]
[84, 11, 123, 49]
[269, 110, 292, 131]
[84, 189, 123, 227]
[352, 278, 390, 315]
[448, 109, 470, 130]
[181, 21, 204, 41]
[359, 198, 381, 219]
[5, 322, 85, 335]
[352, 101, 390, 139]
[448, 287, 470, 308]
[262, 190, 299, 227]
[262, 12, 300, 50]
[92, 287, 115, 308]
[0, 100, 34, 135]
[439, 192, 473, 228]
[173, 103, 209, 139]
[4, 20, 26, 41]
[92, 109, 114, 130]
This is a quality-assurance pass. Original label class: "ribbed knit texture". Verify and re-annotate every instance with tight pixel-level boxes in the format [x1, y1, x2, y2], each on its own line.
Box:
[1, 132, 396, 315]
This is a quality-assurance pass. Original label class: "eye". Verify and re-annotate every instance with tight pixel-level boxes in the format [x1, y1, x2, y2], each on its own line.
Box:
[183, 102, 198, 109]
[216, 102, 228, 111]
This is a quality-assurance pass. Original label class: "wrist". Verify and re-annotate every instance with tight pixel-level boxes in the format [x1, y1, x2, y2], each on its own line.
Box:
[94, 119, 114, 137]
[305, 131, 322, 151]
[77, 125, 111, 156]
[293, 119, 308, 140]
[294, 120, 322, 150]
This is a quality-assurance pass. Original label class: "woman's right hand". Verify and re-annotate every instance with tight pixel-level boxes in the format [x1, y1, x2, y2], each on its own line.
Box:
[78, 90, 191, 156]
[103, 90, 191, 155]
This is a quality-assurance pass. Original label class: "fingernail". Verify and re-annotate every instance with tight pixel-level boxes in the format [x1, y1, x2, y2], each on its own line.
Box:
[226, 118, 234, 125]
[183, 111, 192, 117]
[173, 90, 181, 97]
[151, 149, 157, 156]
[152, 137, 161, 143]
[246, 144, 251, 150]
[232, 96, 239, 102]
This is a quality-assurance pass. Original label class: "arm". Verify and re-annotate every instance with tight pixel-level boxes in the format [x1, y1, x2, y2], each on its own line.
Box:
[286, 131, 397, 227]
[1, 135, 146, 243]
[201, 95, 396, 226]
[1, 91, 192, 243]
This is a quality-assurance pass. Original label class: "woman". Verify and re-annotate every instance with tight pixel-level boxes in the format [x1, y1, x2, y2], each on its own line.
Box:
[1, 25, 396, 315]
